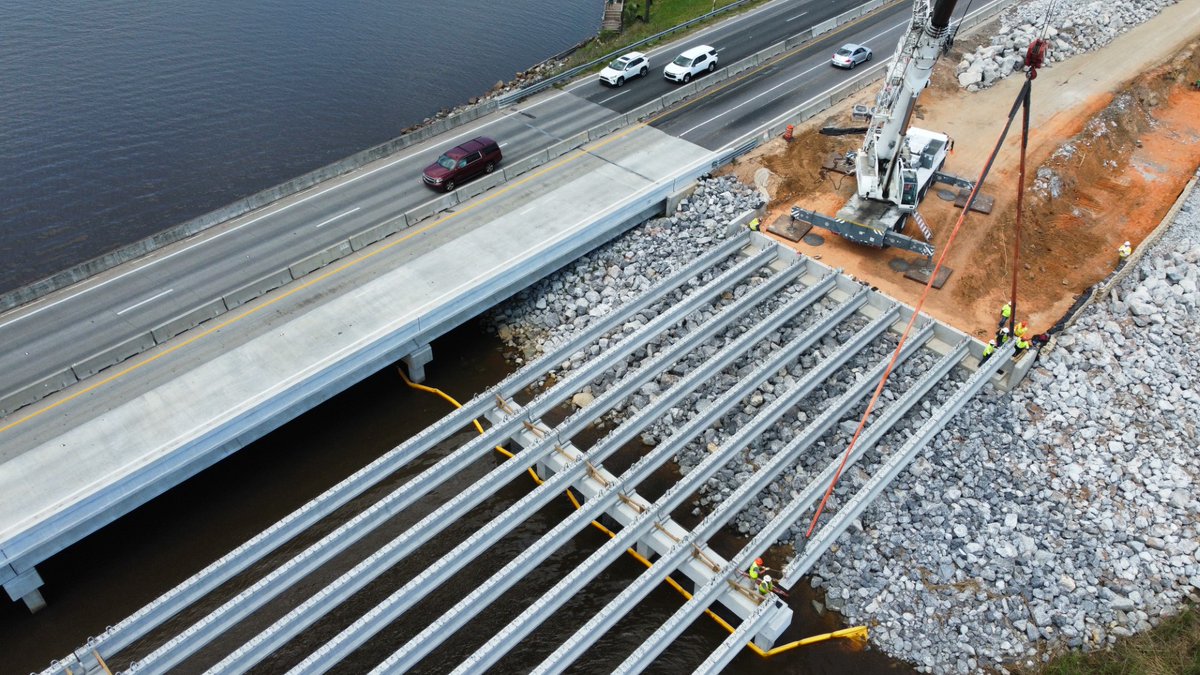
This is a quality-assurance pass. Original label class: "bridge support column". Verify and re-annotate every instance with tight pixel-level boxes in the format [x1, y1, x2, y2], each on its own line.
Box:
[402, 344, 434, 383]
[752, 599, 793, 650]
[4, 566, 47, 613]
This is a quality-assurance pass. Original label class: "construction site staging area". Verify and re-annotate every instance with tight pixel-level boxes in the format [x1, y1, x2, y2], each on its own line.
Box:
[491, 0, 1200, 671]
[35, 0, 1200, 672]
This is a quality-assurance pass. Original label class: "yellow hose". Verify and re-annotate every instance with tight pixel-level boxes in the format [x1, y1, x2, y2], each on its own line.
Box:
[397, 367, 866, 657]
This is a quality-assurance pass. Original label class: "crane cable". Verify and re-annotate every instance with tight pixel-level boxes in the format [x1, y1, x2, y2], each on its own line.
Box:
[806, 46, 1047, 538]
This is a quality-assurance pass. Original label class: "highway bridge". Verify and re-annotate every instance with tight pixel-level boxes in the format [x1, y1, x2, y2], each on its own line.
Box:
[0, 0, 1022, 668]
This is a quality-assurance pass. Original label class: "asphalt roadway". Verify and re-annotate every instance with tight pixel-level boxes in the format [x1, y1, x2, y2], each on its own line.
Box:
[0, 0, 924, 412]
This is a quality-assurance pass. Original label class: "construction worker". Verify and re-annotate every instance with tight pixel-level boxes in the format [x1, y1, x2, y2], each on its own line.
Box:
[981, 339, 997, 362]
[1031, 332, 1051, 347]
[758, 574, 775, 596]
[748, 557, 765, 580]
[995, 325, 1011, 345]
[1118, 241, 1132, 259]
[998, 302, 1012, 329]
[1014, 334, 1031, 356]
[1013, 321, 1029, 339]
[748, 217, 761, 232]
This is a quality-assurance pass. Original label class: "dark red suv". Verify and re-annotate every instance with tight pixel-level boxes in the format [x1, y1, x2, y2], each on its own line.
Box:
[421, 136, 503, 192]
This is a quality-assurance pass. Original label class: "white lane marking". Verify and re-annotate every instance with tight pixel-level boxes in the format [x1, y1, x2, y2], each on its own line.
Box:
[0, 108, 529, 330]
[500, 142, 509, 147]
[679, 18, 905, 137]
[787, 11, 808, 21]
[315, 207, 360, 229]
[117, 289, 174, 316]
[599, 90, 630, 105]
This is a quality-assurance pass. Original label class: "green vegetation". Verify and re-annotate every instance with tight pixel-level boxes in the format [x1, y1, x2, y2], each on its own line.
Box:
[563, 0, 771, 70]
[1035, 604, 1200, 675]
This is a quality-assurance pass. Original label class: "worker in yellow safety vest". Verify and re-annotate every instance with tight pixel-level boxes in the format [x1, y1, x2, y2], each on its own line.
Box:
[748, 557, 765, 580]
[748, 217, 761, 232]
[1014, 321, 1029, 339]
[1014, 335, 1031, 356]
[996, 326, 1011, 345]
[1118, 241, 1132, 259]
[758, 575, 774, 596]
[981, 339, 997, 362]
[998, 302, 1012, 329]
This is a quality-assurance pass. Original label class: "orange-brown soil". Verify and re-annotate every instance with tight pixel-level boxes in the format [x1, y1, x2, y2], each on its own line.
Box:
[723, 6, 1200, 340]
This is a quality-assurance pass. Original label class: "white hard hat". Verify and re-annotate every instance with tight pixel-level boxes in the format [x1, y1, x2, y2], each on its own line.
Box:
[764, 575, 772, 582]
[1124, 241, 1130, 246]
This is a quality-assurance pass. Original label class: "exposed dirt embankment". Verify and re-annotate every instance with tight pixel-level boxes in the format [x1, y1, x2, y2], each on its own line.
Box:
[723, 35, 1200, 340]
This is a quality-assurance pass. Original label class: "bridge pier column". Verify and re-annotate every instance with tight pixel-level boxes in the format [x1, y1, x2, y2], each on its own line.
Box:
[4, 566, 47, 613]
[402, 344, 434, 383]
[752, 599, 794, 650]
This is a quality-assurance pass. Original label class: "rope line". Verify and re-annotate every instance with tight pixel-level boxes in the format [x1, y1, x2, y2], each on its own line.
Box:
[806, 74, 1038, 538]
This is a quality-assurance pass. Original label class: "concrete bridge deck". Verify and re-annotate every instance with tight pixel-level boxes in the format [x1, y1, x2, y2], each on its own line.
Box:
[0, 124, 712, 612]
[45, 232, 1015, 673]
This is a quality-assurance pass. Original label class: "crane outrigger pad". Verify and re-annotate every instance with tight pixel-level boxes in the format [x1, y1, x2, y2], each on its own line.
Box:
[904, 263, 953, 288]
[766, 213, 811, 242]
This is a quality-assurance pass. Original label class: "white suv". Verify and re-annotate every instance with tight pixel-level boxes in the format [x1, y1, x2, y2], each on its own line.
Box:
[663, 45, 718, 84]
[599, 52, 649, 87]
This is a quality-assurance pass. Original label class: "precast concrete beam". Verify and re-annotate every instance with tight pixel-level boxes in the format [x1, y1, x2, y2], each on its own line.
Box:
[70, 239, 749, 668]
[454, 302, 897, 674]
[608, 324, 944, 673]
[215, 250, 813, 674]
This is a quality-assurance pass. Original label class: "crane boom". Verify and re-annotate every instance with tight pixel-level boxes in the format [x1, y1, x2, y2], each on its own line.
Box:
[855, 0, 958, 209]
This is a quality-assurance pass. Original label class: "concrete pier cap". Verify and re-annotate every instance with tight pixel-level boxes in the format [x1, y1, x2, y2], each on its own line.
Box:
[402, 344, 434, 383]
[4, 566, 47, 612]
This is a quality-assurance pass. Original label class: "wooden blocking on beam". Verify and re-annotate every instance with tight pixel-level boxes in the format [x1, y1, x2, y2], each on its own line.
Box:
[905, 264, 953, 289]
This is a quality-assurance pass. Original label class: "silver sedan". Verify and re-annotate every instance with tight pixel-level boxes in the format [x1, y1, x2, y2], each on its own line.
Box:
[831, 43, 873, 69]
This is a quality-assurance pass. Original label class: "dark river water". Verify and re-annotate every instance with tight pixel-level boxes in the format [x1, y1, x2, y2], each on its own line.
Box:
[0, 0, 602, 293]
[0, 0, 917, 671]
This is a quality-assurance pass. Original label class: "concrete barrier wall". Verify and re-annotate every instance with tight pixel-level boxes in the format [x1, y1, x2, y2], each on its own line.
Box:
[759, 43, 785, 62]
[290, 240, 354, 279]
[726, 55, 758, 78]
[404, 194, 452, 226]
[458, 171, 507, 201]
[503, 151, 551, 181]
[627, 98, 665, 124]
[587, 115, 628, 141]
[547, 131, 589, 160]
[151, 299, 229, 344]
[350, 216, 408, 252]
[0, 369, 78, 418]
[71, 332, 157, 380]
[224, 268, 295, 310]
[813, 18, 838, 35]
